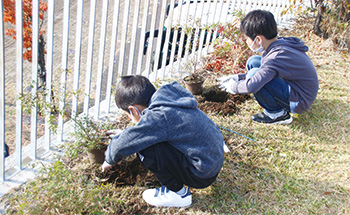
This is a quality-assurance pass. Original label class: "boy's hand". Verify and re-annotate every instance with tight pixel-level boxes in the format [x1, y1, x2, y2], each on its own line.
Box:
[219, 79, 236, 94]
[217, 74, 239, 83]
[105, 129, 123, 138]
[102, 161, 113, 172]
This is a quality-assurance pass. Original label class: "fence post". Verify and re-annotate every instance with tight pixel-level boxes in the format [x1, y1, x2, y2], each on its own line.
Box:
[45, 0, 55, 151]
[72, 0, 84, 121]
[0, 0, 5, 182]
[15, 0, 23, 171]
[106, 0, 121, 112]
[83, 0, 97, 116]
[57, 0, 71, 143]
[94, 0, 109, 120]
[31, 0, 39, 160]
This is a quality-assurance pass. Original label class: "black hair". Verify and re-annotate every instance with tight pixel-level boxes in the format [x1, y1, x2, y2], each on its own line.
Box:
[240, 10, 278, 40]
[114, 75, 156, 111]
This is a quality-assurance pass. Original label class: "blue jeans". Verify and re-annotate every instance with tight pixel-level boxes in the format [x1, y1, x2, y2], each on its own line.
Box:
[246, 55, 291, 114]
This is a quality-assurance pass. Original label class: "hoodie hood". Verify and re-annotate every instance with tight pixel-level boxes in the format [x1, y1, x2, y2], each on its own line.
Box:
[265, 37, 309, 54]
[148, 81, 198, 110]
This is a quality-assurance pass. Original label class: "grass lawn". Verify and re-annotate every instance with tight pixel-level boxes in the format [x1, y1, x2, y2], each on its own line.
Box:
[1, 19, 350, 214]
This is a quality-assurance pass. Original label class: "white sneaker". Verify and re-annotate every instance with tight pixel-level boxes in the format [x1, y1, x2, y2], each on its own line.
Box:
[142, 186, 192, 207]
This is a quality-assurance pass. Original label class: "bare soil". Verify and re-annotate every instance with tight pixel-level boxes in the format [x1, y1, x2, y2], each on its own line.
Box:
[197, 85, 251, 116]
[94, 156, 159, 187]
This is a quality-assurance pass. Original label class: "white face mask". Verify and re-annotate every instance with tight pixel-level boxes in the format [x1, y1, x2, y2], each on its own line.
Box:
[129, 106, 142, 123]
[249, 37, 264, 53]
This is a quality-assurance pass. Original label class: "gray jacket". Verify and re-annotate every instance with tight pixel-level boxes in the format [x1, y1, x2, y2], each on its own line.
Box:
[233, 37, 319, 114]
[105, 82, 224, 178]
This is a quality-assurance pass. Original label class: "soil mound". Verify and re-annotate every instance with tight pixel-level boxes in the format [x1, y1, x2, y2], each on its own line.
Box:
[196, 85, 250, 116]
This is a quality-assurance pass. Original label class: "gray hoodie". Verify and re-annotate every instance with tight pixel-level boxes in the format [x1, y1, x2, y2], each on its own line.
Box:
[105, 81, 224, 178]
[233, 37, 319, 114]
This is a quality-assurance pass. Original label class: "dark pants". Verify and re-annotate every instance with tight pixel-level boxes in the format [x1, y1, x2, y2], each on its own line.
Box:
[138, 142, 218, 192]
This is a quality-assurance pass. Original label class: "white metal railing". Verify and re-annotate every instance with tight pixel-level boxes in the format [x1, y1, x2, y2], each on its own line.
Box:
[0, 0, 304, 191]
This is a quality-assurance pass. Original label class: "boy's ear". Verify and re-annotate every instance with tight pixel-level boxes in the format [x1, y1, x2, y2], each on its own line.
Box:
[128, 105, 136, 113]
[256, 35, 262, 43]
[256, 35, 267, 43]
[129, 105, 147, 112]
[128, 105, 140, 116]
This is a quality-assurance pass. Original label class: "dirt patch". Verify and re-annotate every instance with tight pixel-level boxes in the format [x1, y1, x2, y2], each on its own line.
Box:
[84, 114, 159, 188]
[196, 85, 251, 116]
[94, 156, 159, 187]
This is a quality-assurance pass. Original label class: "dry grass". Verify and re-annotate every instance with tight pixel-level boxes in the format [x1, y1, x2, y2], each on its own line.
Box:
[2, 18, 350, 214]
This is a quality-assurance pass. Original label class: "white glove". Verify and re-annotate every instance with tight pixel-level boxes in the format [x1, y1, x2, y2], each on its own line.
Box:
[219, 78, 236, 94]
[102, 161, 113, 172]
[217, 74, 239, 83]
[223, 141, 230, 153]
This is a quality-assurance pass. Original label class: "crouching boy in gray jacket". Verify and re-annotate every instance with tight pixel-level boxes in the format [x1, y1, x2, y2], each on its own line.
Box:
[102, 75, 224, 207]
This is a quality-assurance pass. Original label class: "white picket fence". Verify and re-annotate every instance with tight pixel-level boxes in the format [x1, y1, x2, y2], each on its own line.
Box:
[0, 0, 307, 196]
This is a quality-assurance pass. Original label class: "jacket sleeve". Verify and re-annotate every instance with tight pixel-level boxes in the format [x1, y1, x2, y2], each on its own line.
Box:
[232, 66, 274, 94]
[232, 53, 288, 94]
[104, 110, 168, 165]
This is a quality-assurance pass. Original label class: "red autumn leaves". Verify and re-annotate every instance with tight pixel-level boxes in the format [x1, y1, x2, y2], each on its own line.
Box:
[3, 0, 47, 62]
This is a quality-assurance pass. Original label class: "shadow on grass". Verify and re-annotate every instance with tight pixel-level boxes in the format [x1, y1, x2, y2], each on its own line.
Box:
[292, 97, 350, 144]
[189, 160, 348, 214]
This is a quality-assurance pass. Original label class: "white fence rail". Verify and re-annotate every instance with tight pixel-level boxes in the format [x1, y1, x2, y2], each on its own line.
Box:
[0, 0, 305, 193]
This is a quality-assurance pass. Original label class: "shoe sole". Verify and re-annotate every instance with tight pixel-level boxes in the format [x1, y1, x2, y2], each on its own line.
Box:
[270, 117, 293, 125]
[252, 116, 293, 125]
[142, 190, 192, 207]
[144, 200, 192, 207]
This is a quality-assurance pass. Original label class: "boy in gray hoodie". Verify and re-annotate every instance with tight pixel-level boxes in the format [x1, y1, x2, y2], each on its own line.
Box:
[219, 10, 319, 124]
[102, 75, 224, 207]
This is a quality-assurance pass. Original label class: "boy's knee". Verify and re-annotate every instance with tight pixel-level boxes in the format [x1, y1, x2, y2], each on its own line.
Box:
[246, 55, 261, 71]
[138, 142, 170, 170]
[247, 68, 259, 79]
